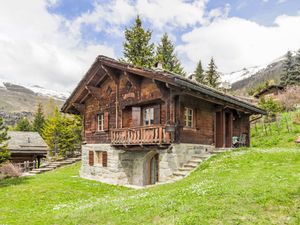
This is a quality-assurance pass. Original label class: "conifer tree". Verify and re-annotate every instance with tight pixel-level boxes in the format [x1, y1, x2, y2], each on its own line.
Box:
[156, 33, 185, 76]
[15, 117, 32, 131]
[0, 117, 10, 164]
[280, 51, 294, 86]
[194, 60, 205, 84]
[33, 103, 45, 135]
[123, 15, 155, 68]
[289, 49, 300, 85]
[205, 58, 220, 88]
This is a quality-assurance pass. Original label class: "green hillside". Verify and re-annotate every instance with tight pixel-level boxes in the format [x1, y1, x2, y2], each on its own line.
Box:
[1, 147, 299, 225]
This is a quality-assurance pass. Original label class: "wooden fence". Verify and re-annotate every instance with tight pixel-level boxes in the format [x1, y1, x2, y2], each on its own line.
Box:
[14, 161, 37, 173]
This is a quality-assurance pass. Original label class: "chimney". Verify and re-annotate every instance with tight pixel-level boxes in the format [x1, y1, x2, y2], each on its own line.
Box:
[153, 61, 163, 70]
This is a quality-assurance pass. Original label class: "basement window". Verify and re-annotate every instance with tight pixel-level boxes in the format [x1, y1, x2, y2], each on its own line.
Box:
[95, 151, 108, 167]
[184, 107, 193, 127]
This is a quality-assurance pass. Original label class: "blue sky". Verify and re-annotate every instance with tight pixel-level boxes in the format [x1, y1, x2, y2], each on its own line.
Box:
[0, 0, 300, 91]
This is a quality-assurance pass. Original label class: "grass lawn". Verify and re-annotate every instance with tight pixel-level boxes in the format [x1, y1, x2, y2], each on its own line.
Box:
[0, 147, 300, 225]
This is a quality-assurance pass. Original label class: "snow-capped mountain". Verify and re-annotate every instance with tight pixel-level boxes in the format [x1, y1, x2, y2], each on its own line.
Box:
[221, 51, 297, 91]
[221, 65, 267, 84]
[0, 78, 70, 100]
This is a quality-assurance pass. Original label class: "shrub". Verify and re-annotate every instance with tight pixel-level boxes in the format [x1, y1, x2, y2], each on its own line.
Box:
[0, 162, 21, 179]
[258, 97, 283, 119]
[277, 86, 300, 111]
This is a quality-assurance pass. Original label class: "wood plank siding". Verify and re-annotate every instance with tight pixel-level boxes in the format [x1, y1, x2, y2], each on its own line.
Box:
[62, 55, 265, 148]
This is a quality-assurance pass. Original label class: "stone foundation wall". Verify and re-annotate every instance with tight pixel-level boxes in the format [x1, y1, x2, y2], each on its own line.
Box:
[80, 143, 215, 186]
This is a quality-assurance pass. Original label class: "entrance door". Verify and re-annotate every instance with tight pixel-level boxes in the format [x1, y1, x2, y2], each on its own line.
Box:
[215, 111, 223, 148]
[149, 154, 159, 184]
[225, 113, 232, 148]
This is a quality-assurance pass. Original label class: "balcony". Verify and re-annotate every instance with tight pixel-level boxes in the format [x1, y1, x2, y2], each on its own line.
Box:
[111, 125, 171, 146]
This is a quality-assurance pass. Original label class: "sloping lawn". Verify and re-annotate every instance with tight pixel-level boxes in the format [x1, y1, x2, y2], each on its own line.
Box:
[1, 148, 300, 225]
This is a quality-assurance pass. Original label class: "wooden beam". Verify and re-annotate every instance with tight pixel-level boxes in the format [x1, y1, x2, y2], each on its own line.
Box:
[72, 103, 85, 113]
[85, 86, 103, 101]
[154, 80, 169, 98]
[124, 71, 141, 91]
[101, 64, 119, 83]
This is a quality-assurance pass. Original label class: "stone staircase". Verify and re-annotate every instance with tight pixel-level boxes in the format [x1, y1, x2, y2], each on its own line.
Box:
[172, 149, 228, 180]
[27, 156, 81, 175]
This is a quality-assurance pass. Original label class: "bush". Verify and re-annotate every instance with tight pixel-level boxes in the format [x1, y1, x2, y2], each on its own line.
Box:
[0, 162, 21, 179]
[258, 97, 283, 118]
[277, 86, 300, 111]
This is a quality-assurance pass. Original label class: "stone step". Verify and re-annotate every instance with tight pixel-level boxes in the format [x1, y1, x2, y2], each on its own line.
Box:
[192, 154, 211, 159]
[183, 164, 197, 168]
[178, 167, 192, 172]
[211, 150, 227, 154]
[29, 170, 42, 174]
[173, 171, 187, 177]
[189, 159, 203, 164]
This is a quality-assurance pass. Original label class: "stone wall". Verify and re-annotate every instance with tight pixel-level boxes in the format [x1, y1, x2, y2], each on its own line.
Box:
[80, 143, 215, 186]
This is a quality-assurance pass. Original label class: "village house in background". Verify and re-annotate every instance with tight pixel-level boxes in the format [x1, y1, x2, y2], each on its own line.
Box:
[8, 131, 48, 169]
[254, 85, 285, 99]
[62, 55, 265, 186]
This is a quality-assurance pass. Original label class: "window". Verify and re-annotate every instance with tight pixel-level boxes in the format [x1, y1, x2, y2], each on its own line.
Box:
[95, 151, 108, 167]
[144, 107, 154, 125]
[184, 107, 193, 127]
[98, 113, 104, 131]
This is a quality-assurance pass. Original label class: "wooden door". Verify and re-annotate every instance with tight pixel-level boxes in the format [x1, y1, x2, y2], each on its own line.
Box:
[132, 107, 141, 126]
[149, 154, 159, 184]
[225, 113, 233, 148]
[215, 111, 224, 148]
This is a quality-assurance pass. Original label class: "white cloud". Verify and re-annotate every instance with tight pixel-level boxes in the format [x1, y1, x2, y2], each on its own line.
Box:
[136, 0, 208, 29]
[0, 0, 115, 91]
[69, 0, 136, 37]
[177, 15, 300, 74]
[70, 0, 212, 34]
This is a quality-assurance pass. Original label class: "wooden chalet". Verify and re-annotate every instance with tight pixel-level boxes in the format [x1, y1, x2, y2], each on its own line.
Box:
[254, 85, 284, 99]
[62, 55, 266, 186]
[7, 131, 48, 168]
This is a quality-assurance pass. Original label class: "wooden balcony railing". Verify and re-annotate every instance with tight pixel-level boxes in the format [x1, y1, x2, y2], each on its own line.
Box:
[111, 125, 171, 146]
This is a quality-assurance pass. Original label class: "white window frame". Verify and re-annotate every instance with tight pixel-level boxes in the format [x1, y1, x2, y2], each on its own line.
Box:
[94, 151, 102, 166]
[184, 107, 193, 128]
[97, 113, 104, 131]
[143, 107, 154, 126]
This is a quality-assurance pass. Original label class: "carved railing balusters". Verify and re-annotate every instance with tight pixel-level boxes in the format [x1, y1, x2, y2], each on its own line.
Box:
[111, 125, 170, 145]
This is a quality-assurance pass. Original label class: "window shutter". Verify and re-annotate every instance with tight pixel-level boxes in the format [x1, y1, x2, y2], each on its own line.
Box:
[153, 104, 160, 125]
[132, 107, 141, 126]
[102, 151, 108, 167]
[104, 111, 109, 131]
[88, 151, 94, 166]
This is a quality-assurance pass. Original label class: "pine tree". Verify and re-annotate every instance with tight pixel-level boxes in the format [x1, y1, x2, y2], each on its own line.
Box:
[289, 49, 300, 85]
[280, 51, 294, 86]
[156, 33, 185, 76]
[33, 103, 45, 135]
[205, 58, 220, 88]
[123, 15, 155, 68]
[15, 117, 32, 131]
[194, 60, 205, 84]
[0, 117, 10, 164]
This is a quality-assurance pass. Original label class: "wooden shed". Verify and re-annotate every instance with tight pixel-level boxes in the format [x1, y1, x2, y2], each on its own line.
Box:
[7, 131, 48, 167]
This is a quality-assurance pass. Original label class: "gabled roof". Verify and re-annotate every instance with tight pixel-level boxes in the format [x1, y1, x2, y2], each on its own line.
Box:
[62, 55, 266, 115]
[254, 85, 284, 98]
[7, 131, 48, 154]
